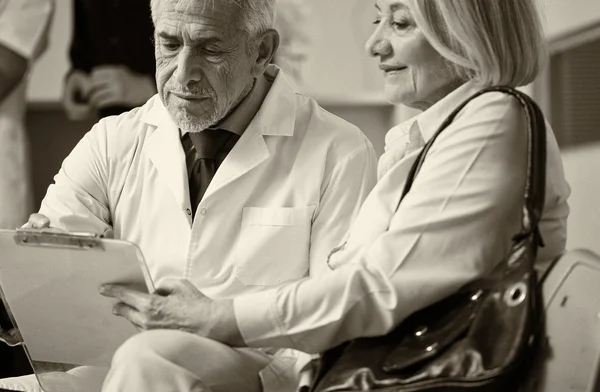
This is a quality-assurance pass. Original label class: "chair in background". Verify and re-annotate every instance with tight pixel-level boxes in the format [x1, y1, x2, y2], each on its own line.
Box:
[531, 249, 600, 392]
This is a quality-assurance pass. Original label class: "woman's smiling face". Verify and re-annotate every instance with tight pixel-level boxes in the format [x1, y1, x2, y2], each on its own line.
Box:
[365, 0, 461, 110]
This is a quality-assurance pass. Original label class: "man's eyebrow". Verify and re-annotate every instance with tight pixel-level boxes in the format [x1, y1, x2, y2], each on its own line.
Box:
[157, 31, 178, 40]
[156, 31, 222, 44]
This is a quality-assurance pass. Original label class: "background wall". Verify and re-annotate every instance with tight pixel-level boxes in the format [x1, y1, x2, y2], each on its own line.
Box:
[561, 145, 600, 253]
[537, 0, 600, 255]
[539, 0, 600, 40]
[25, 0, 600, 254]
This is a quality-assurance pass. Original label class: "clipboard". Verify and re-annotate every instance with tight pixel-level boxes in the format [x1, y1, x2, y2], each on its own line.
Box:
[0, 228, 155, 368]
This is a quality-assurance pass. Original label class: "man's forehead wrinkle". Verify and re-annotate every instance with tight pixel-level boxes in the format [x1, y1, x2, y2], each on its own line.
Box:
[159, 11, 236, 39]
[158, 0, 243, 34]
[168, 0, 239, 16]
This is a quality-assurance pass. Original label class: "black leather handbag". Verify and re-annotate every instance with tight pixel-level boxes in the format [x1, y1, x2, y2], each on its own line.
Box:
[309, 86, 547, 392]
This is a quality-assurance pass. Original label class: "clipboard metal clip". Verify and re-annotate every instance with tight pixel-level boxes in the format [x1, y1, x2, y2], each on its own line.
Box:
[13, 229, 103, 251]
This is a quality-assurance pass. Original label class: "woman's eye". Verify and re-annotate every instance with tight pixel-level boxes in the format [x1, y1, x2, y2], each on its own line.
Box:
[392, 19, 412, 31]
[373, 19, 381, 25]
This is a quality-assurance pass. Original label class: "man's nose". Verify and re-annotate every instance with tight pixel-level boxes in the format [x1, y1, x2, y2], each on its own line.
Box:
[173, 47, 203, 85]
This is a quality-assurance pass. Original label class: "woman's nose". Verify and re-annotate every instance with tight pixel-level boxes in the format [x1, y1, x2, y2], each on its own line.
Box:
[365, 27, 392, 58]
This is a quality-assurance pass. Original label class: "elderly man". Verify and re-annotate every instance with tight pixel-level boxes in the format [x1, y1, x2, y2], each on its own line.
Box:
[0, 0, 376, 391]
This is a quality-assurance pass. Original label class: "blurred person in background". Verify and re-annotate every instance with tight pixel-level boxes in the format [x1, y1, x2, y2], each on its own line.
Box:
[0, 0, 54, 379]
[0, 0, 53, 229]
[62, 0, 156, 120]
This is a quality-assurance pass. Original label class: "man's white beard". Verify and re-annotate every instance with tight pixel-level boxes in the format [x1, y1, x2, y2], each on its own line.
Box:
[175, 106, 224, 133]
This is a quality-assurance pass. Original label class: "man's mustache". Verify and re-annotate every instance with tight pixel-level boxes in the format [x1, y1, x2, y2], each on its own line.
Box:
[166, 83, 215, 97]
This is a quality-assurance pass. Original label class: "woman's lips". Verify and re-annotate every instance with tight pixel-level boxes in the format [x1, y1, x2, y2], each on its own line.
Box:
[384, 67, 407, 75]
[379, 65, 408, 75]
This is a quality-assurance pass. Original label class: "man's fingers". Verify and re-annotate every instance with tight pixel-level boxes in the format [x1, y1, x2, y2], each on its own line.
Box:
[27, 213, 51, 229]
[22, 213, 67, 232]
[155, 278, 194, 296]
[112, 302, 148, 330]
[100, 284, 150, 309]
[112, 302, 170, 331]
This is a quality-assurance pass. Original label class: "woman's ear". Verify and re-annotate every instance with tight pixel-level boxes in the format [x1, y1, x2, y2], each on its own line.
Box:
[251, 29, 280, 77]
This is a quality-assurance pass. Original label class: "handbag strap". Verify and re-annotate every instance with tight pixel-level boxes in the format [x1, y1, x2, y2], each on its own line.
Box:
[398, 86, 547, 245]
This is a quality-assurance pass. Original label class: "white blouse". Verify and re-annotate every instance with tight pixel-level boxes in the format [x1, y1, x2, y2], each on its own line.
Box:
[234, 81, 571, 355]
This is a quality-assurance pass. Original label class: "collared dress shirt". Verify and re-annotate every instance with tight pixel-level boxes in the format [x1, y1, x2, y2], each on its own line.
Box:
[38, 65, 377, 391]
[234, 82, 571, 357]
[0, 0, 53, 229]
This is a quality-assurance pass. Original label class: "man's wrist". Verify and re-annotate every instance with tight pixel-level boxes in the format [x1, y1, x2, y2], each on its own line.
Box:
[209, 299, 245, 347]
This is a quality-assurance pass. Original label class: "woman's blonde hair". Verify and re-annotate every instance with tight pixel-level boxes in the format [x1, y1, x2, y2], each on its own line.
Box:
[410, 0, 548, 87]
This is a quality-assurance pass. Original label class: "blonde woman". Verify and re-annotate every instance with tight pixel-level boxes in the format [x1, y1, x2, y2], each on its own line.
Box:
[103, 0, 569, 391]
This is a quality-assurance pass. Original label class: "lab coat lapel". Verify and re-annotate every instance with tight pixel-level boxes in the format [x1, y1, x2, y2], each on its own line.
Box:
[202, 65, 295, 200]
[143, 102, 190, 209]
[203, 124, 270, 199]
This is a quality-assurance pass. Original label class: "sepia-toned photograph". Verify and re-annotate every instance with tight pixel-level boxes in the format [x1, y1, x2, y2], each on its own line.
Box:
[0, 0, 599, 391]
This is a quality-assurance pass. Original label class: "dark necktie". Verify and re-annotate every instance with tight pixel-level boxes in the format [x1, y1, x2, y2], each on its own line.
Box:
[181, 129, 239, 217]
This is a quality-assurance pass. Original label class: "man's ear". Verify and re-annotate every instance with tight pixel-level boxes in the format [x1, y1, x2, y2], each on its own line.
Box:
[251, 29, 280, 77]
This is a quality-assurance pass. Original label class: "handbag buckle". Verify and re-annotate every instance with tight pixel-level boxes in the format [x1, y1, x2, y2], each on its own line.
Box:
[504, 282, 528, 307]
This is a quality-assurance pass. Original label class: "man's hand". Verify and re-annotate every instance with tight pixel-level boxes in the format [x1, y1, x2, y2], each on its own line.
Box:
[88, 65, 156, 109]
[99, 279, 245, 347]
[20, 213, 69, 234]
[63, 70, 93, 121]
[23, 213, 51, 229]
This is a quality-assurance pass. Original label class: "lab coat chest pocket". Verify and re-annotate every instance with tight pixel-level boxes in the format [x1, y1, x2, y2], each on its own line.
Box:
[235, 206, 315, 286]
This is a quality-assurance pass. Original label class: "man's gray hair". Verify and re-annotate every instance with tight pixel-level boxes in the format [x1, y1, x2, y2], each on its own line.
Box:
[150, 0, 277, 38]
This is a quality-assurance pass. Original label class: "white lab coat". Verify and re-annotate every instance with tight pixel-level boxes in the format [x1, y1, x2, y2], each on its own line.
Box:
[0, 0, 53, 229]
[39, 66, 377, 390]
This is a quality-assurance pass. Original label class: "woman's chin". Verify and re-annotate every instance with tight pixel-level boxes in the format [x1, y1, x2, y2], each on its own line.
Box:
[383, 87, 413, 107]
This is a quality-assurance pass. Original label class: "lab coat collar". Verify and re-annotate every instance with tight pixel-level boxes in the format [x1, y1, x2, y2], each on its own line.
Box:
[140, 65, 298, 209]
